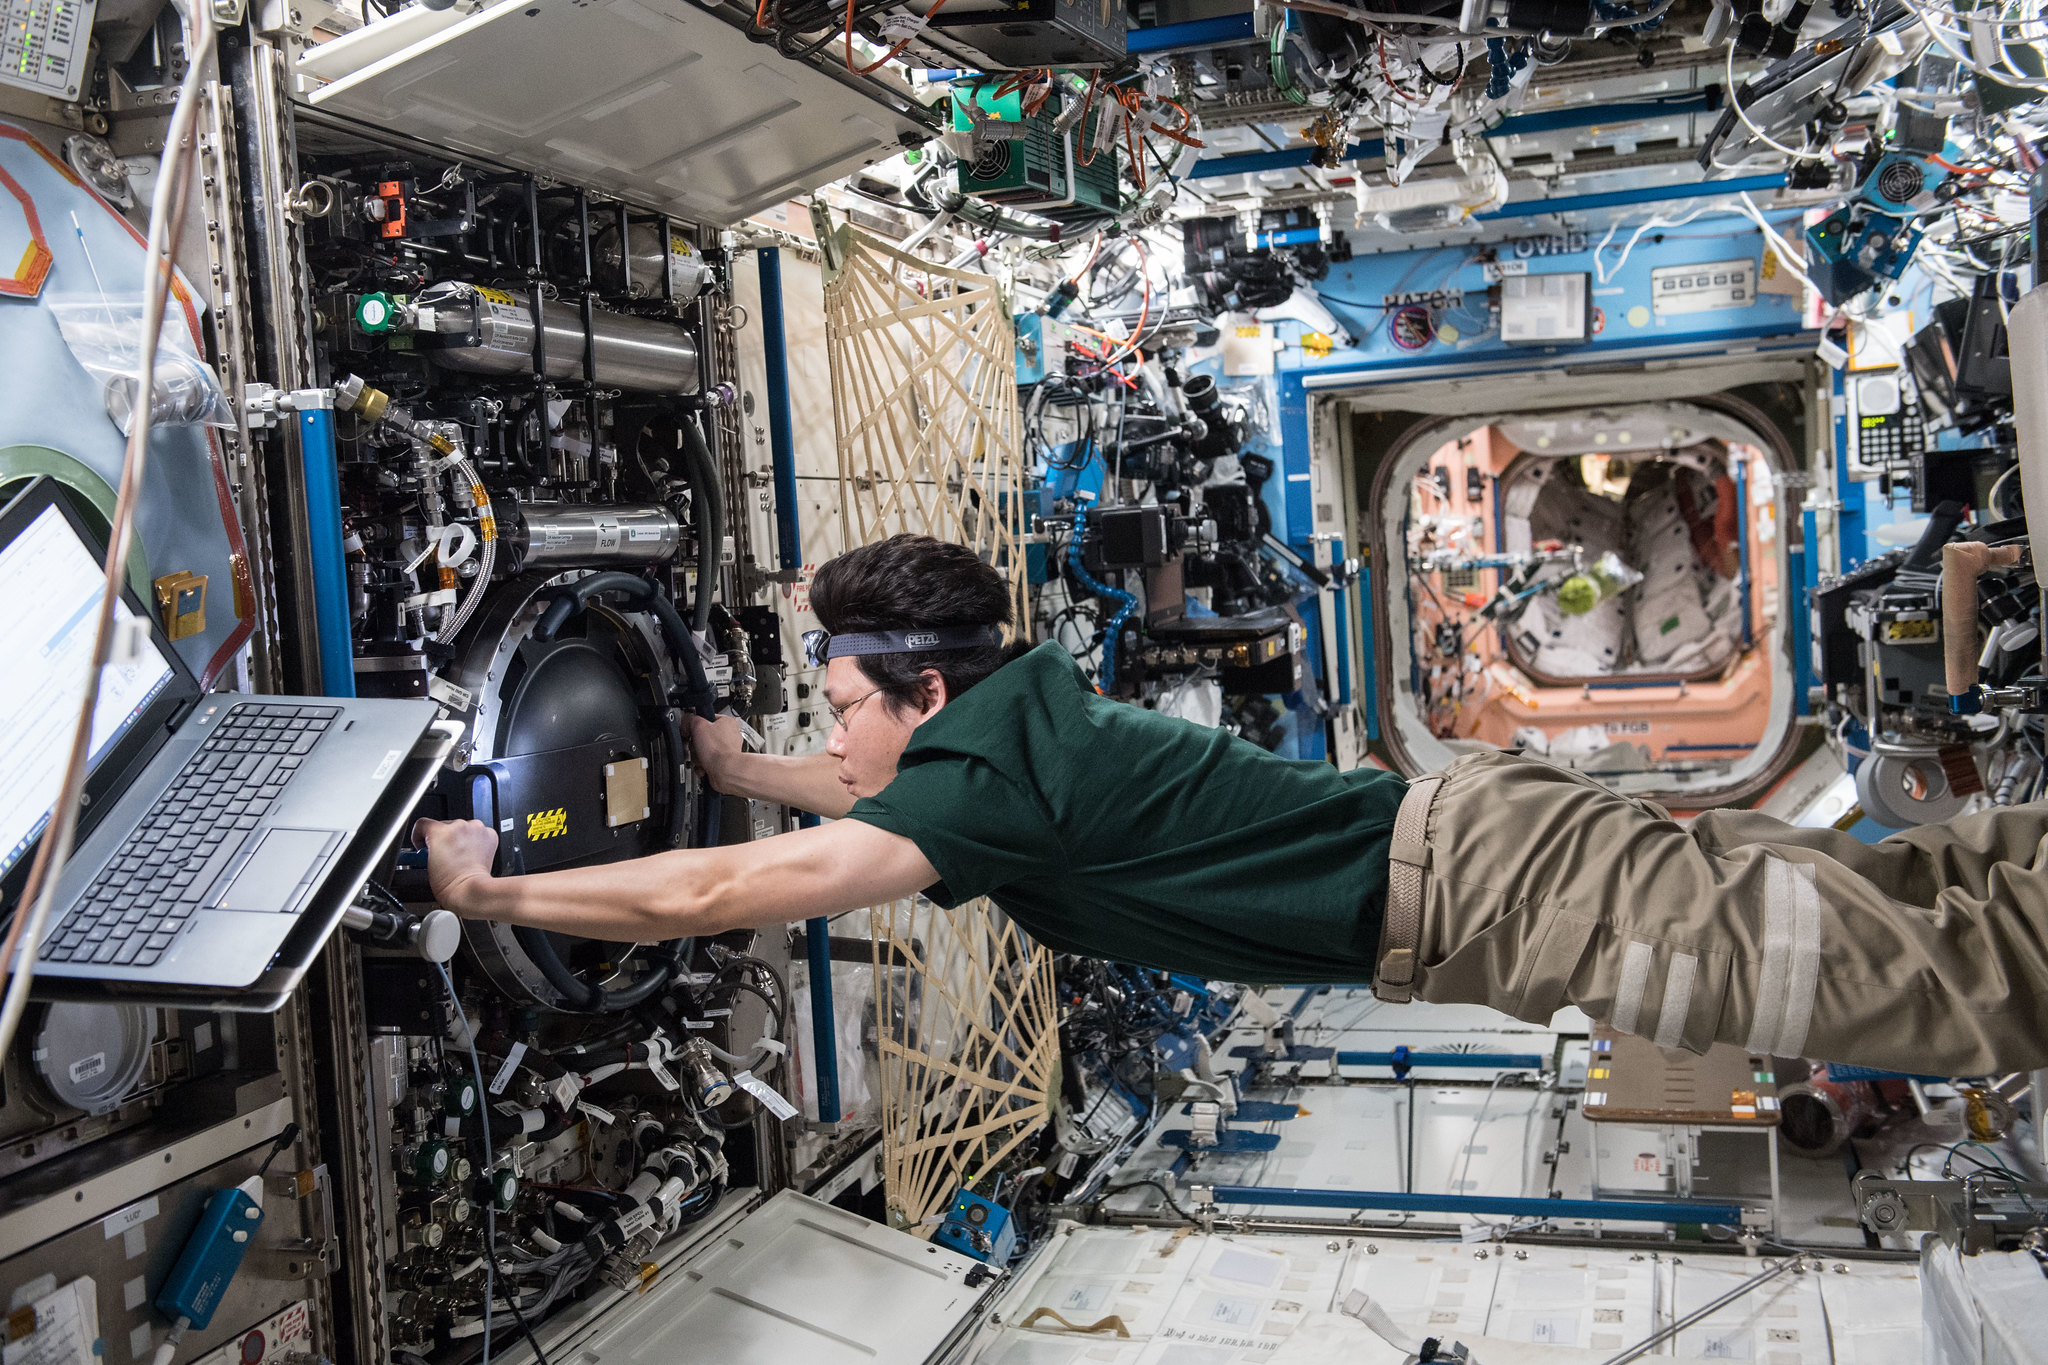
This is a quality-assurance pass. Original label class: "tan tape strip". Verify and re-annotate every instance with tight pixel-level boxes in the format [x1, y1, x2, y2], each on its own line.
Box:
[1375, 776, 1442, 1003]
[1653, 952, 1698, 1051]
[1017, 1309, 1132, 1338]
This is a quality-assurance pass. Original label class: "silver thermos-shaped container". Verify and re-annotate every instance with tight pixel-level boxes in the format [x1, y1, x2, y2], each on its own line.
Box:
[510, 502, 683, 570]
[416, 281, 700, 394]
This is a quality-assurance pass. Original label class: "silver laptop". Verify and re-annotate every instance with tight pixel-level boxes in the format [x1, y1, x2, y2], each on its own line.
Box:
[0, 478, 444, 1003]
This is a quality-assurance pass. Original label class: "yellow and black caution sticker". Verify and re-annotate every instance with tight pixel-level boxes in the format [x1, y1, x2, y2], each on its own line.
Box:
[526, 808, 568, 841]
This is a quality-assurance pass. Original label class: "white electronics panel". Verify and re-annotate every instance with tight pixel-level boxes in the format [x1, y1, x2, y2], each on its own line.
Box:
[1650, 258, 1756, 316]
[0, 0, 95, 100]
[304, 0, 930, 226]
[1500, 272, 1590, 346]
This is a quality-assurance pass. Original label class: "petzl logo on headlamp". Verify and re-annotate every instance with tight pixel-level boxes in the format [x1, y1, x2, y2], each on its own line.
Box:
[903, 632, 940, 648]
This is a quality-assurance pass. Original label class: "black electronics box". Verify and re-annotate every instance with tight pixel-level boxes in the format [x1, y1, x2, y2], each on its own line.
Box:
[1148, 608, 1302, 692]
[922, 0, 1126, 70]
[1083, 505, 1169, 572]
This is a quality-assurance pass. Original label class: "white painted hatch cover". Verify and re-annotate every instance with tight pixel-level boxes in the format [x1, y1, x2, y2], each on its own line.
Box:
[567, 1190, 993, 1363]
[302, 0, 926, 226]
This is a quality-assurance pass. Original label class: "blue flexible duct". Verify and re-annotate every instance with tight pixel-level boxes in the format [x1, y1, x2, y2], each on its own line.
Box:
[1068, 508, 1139, 694]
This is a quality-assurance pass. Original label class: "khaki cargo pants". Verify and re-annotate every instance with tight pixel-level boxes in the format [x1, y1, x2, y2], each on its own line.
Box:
[1372, 750, 2048, 1075]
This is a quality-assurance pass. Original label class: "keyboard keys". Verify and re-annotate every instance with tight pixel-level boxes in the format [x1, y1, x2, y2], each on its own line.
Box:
[52, 698, 342, 973]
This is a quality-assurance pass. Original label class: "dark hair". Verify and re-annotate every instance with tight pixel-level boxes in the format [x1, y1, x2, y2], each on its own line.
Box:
[809, 535, 1021, 711]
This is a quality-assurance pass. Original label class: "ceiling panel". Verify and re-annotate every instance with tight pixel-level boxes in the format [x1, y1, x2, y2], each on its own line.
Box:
[304, 0, 926, 225]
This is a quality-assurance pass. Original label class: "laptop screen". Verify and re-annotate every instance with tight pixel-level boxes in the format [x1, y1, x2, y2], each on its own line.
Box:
[0, 504, 177, 882]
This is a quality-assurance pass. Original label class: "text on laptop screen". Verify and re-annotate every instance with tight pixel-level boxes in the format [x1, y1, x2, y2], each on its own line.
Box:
[0, 504, 176, 881]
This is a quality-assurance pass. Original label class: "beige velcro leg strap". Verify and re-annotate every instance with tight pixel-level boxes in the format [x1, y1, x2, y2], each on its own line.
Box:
[1376, 775, 1442, 1004]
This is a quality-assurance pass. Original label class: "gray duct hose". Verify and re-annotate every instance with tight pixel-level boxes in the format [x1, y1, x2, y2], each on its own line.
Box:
[676, 411, 723, 635]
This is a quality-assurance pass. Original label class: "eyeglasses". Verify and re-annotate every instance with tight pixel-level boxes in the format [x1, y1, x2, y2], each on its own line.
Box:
[827, 686, 886, 729]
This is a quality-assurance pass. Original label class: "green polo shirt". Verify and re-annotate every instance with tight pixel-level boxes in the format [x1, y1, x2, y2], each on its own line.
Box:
[843, 642, 1406, 983]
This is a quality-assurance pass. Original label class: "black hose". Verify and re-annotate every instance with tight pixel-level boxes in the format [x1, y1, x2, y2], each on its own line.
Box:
[656, 701, 689, 850]
[675, 412, 723, 635]
[592, 958, 675, 1011]
[1904, 499, 1968, 574]
[512, 925, 600, 1011]
[519, 579, 708, 1013]
[534, 571, 713, 719]
[511, 922, 682, 1014]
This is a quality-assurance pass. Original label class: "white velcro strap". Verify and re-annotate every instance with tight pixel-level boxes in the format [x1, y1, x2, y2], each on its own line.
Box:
[1653, 952, 1698, 1051]
[1778, 863, 1823, 1057]
[1746, 858, 1824, 1057]
[1611, 940, 1655, 1036]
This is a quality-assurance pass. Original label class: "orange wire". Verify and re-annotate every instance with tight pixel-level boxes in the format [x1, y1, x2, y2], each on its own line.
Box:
[1119, 86, 1147, 192]
[1928, 152, 1993, 175]
[1069, 329, 1144, 378]
[1073, 71, 1105, 166]
[1379, 37, 1421, 103]
[1147, 97, 1205, 148]
[1067, 232, 1104, 286]
[990, 68, 1055, 117]
[1103, 238, 1150, 366]
[846, 0, 948, 75]
[1021, 72, 1055, 117]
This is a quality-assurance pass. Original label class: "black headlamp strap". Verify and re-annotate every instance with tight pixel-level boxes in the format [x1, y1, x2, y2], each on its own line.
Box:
[803, 625, 1004, 665]
[824, 626, 1004, 659]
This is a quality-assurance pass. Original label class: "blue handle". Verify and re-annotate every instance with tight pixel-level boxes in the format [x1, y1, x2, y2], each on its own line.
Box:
[298, 405, 356, 697]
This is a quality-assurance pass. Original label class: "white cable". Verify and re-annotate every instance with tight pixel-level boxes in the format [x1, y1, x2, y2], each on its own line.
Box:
[1735, 192, 1825, 299]
[699, 1037, 776, 1068]
[1595, 206, 1714, 284]
[1448, 1072, 1510, 1195]
[1901, 0, 2048, 91]
[440, 454, 494, 640]
[149, 1316, 190, 1365]
[899, 208, 954, 255]
[0, 0, 215, 1060]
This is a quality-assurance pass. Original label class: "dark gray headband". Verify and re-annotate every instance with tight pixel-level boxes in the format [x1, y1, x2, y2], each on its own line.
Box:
[802, 625, 1004, 666]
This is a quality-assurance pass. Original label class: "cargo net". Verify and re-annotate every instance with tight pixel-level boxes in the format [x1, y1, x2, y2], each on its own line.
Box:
[819, 214, 1052, 1233]
[819, 221, 1029, 625]
[869, 896, 1059, 1235]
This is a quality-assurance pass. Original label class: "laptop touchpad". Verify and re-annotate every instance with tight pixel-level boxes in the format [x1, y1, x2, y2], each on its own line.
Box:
[216, 828, 341, 912]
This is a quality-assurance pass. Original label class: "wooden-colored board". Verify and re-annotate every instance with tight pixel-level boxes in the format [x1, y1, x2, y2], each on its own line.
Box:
[1581, 1026, 1781, 1126]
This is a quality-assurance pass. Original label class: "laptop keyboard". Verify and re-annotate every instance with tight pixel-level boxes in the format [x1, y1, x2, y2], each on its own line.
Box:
[38, 702, 342, 968]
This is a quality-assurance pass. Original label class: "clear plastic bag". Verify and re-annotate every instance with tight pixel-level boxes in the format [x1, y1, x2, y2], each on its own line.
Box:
[48, 297, 234, 434]
[1555, 550, 1644, 616]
